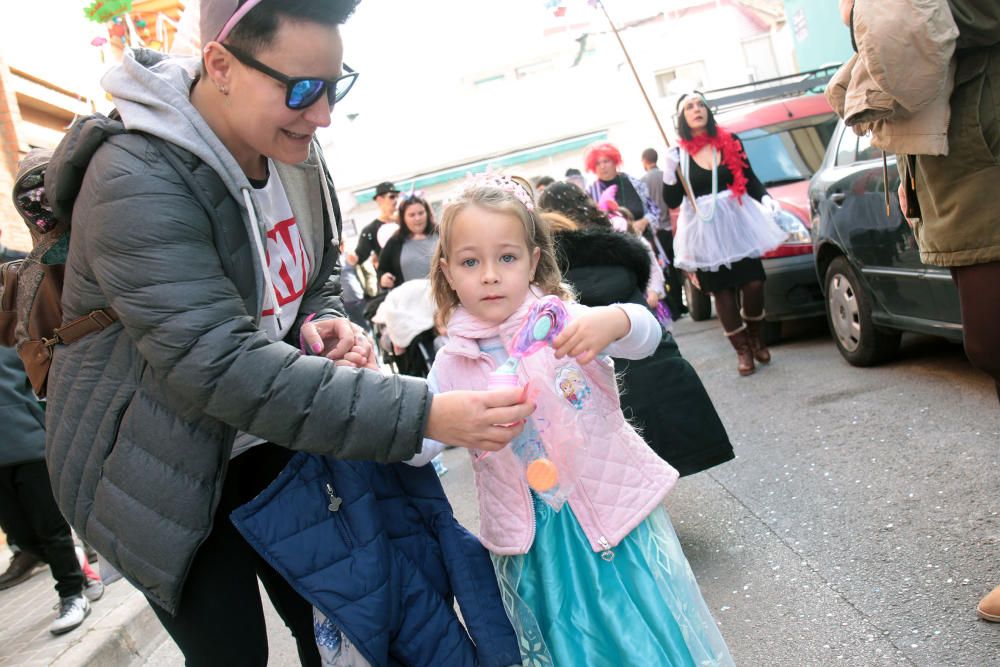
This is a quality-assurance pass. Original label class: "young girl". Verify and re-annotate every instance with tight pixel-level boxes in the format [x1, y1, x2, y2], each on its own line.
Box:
[413, 176, 734, 666]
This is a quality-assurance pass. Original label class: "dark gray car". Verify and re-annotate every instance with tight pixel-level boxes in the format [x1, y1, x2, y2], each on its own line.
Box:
[809, 121, 963, 366]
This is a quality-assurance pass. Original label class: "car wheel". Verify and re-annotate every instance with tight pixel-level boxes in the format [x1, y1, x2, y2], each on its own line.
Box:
[685, 276, 712, 321]
[824, 257, 901, 366]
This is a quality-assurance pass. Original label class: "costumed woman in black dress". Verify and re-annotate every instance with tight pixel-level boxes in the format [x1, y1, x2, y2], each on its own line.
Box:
[538, 182, 733, 476]
[663, 92, 788, 376]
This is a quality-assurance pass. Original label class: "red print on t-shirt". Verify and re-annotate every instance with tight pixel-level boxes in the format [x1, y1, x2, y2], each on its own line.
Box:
[261, 216, 310, 316]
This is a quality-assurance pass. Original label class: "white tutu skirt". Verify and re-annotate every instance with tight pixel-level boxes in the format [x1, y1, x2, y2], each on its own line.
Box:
[674, 190, 789, 272]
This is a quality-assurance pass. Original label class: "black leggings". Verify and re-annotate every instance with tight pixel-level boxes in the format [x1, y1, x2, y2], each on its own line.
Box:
[147, 444, 320, 667]
[711, 280, 765, 333]
[951, 261, 1000, 403]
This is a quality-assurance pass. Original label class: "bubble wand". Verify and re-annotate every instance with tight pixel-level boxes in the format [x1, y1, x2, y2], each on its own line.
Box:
[485, 296, 570, 493]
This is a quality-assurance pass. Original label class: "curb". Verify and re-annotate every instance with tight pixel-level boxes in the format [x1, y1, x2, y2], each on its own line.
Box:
[51, 593, 166, 667]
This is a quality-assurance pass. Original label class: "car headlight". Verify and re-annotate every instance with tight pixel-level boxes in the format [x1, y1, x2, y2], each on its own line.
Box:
[773, 210, 811, 244]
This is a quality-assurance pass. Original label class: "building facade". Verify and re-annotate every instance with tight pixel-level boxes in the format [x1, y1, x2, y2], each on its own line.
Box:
[331, 0, 794, 239]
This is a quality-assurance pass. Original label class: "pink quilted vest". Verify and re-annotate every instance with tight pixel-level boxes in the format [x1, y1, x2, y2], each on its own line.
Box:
[434, 294, 679, 556]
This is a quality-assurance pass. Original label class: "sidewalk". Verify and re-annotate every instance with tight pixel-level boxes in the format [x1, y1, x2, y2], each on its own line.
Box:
[0, 547, 165, 666]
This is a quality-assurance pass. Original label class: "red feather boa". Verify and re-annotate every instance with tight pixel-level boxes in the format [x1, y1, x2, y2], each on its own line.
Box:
[679, 128, 749, 201]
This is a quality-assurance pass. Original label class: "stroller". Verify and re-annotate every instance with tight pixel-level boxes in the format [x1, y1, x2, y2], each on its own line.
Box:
[368, 278, 440, 378]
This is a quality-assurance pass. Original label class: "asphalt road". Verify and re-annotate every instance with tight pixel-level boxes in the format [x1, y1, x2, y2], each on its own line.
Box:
[148, 315, 1000, 666]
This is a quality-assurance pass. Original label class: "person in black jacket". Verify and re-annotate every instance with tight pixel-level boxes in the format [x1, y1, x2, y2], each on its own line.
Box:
[539, 183, 733, 476]
[374, 195, 440, 377]
[377, 195, 439, 291]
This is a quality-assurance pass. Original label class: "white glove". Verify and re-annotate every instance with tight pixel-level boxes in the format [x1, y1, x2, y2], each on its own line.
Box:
[762, 195, 782, 215]
[662, 146, 681, 186]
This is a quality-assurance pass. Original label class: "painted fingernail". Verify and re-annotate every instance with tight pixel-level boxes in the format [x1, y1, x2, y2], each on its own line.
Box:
[312, 342, 324, 353]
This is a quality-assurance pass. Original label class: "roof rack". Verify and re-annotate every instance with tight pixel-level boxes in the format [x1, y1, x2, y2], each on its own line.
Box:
[702, 65, 841, 112]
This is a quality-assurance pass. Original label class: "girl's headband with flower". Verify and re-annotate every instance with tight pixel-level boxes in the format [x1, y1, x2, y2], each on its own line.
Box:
[451, 172, 536, 211]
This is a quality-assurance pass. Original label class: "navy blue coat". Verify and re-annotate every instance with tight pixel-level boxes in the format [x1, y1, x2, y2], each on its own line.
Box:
[230, 452, 520, 667]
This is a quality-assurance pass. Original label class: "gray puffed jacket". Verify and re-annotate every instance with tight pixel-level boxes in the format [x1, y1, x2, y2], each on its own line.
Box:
[44, 49, 430, 613]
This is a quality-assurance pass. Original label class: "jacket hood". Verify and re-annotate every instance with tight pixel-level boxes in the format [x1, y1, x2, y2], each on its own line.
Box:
[554, 227, 651, 293]
[102, 48, 253, 204]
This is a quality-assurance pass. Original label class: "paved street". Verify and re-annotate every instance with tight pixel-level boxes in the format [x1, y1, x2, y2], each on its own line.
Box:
[147, 315, 1000, 666]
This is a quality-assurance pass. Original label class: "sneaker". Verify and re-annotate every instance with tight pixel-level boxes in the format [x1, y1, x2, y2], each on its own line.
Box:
[50, 595, 91, 635]
[82, 577, 105, 603]
[0, 551, 43, 590]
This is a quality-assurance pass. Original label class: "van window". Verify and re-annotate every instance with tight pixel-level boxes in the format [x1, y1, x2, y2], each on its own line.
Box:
[739, 113, 839, 187]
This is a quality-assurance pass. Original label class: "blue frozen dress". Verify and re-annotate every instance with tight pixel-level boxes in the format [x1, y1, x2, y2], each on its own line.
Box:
[468, 330, 733, 666]
[492, 496, 733, 666]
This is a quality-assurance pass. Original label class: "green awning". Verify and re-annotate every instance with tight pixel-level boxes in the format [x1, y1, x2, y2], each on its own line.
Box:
[352, 130, 607, 204]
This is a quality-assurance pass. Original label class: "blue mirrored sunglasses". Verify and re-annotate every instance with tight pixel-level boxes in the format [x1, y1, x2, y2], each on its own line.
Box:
[224, 43, 358, 111]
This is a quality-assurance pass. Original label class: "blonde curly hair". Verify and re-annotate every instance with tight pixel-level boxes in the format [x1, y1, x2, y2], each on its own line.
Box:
[430, 183, 574, 325]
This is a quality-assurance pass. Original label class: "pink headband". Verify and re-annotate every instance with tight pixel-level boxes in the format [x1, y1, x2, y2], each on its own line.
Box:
[216, 0, 265, 43]
[456, 172, 535, 211]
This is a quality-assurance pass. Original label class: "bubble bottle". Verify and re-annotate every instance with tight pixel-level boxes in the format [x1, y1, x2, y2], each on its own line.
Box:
[486, 296, 569, 498]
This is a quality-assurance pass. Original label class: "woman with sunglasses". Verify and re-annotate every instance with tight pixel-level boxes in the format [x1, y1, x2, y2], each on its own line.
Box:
[41, 0, 533, 663]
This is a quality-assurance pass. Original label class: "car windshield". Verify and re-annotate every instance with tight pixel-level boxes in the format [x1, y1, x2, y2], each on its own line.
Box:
[737, 112, 838, 187]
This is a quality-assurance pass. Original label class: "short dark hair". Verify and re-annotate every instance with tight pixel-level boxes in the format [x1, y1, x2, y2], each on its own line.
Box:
[641, 148, 658, 164]
[397, 196, 438, 241]
[533, 176, 555, 189]
[227, 0, 359, 54]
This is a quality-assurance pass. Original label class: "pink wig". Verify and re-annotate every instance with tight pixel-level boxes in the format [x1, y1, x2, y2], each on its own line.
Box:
[583, 142, 623, 173]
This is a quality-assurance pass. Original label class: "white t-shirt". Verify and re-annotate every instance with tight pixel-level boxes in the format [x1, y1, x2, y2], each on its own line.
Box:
[256, 160, 311, 341]
[232, 160, 311, 458]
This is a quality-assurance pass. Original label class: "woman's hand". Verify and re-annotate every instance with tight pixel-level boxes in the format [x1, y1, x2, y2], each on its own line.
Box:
[552, 306, 630, 365]
[761, 195, 783, 216]
[898, 182, 918, 229]
[663, 146, 681, 184]
[301, 318, 377, 368]
[646, 290, 660, 309]
[425, 388, 535, 451]
[687, 271, 701, 291]
[380, 273, 397, 289]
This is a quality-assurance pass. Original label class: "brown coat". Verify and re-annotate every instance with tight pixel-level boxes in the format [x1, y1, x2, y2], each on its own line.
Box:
[905, 45, 1000, 266]
[831, 0, 1000, 267]
[826, 0, 958, 156]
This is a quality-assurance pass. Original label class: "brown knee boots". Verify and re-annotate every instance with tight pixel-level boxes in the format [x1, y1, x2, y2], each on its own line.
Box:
[741, 310, 771, 364]
[725, 325, 756, 376]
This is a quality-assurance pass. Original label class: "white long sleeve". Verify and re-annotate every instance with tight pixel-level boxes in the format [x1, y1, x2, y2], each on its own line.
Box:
[566, 302, 661, 360]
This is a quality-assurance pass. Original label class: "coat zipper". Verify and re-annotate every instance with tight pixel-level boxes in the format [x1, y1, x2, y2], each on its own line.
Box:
[324, 482, 353, 548]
